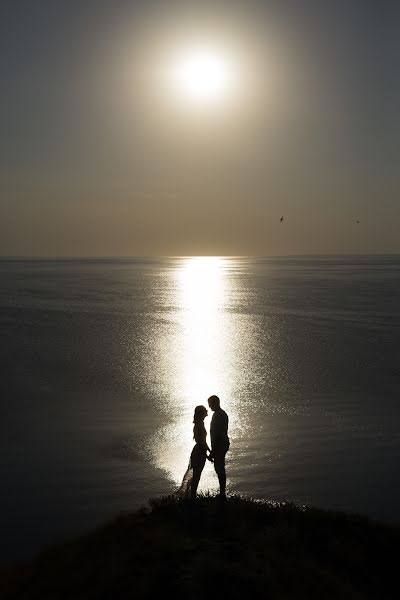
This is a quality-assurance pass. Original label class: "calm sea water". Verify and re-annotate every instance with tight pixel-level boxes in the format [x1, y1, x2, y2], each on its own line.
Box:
[1, 256, 400, 564]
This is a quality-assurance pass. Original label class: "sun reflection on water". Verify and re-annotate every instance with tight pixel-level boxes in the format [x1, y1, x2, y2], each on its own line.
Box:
[150, 257, 236, 492]
[179, 257, 227, 405]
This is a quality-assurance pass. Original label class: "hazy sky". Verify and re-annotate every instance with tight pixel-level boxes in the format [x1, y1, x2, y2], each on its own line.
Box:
[1, 0, 399, 256]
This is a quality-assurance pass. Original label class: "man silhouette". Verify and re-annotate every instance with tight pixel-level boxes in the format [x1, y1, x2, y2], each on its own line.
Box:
[207, 395, 230, 500]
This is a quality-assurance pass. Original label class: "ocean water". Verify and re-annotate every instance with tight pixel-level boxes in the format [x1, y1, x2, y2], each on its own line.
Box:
[1, 256, 400, 564]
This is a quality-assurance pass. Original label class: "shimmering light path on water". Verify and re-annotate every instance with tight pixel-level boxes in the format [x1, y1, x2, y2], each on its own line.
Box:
[149, 257, 239, 491]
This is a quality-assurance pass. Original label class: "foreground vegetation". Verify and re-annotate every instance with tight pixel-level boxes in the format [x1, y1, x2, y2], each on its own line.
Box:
[1, 494, 399, 599]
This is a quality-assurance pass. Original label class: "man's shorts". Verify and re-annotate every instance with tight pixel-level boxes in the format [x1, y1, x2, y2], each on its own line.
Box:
[213, 439, 230, 475]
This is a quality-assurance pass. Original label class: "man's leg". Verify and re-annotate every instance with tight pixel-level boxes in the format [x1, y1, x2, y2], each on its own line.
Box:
[218, 472, 226, 498]
[214, 452, 227, 499]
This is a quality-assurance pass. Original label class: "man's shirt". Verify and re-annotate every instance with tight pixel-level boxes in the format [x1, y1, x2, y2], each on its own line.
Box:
[210, 408, 229, 451]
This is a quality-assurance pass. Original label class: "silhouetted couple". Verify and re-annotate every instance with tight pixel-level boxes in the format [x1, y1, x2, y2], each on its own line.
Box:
[177, 395, 230, 500]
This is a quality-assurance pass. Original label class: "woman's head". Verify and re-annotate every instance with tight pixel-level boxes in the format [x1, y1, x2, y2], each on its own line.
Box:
[193, 405, 208, 423]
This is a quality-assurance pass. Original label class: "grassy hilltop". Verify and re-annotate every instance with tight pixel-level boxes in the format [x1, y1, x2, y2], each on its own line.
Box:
[1, 495, 399, 599]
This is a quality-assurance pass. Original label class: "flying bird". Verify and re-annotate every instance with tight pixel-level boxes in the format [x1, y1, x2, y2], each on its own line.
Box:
[280, 216, 284, 222]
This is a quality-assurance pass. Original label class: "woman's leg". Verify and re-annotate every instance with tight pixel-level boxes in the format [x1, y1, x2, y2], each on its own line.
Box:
[191, 467, 202, 499]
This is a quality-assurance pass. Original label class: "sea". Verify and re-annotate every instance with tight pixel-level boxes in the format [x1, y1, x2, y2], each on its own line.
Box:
[1, 256, 399, 565]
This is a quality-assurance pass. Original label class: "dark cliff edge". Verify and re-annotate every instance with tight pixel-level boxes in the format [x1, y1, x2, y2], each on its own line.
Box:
[1, 495, 399, 599]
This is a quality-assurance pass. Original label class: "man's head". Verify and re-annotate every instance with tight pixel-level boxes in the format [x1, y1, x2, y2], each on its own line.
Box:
[208, 395, 220, 411]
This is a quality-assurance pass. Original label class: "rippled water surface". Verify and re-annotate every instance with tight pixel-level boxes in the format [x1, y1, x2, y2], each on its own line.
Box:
[1, 256, 400, 564]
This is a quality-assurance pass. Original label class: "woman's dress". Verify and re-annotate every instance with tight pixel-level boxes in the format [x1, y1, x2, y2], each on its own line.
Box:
[175, 422, 208, 497]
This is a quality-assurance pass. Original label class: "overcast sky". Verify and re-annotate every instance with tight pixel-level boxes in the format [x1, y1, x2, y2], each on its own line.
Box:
[1, 0, 399, 256]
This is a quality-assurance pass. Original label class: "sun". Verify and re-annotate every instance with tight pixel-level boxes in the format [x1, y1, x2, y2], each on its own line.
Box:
[172, 46, 234, 104]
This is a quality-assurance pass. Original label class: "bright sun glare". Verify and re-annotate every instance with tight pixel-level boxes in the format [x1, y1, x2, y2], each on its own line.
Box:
[172, 47, 233, 104]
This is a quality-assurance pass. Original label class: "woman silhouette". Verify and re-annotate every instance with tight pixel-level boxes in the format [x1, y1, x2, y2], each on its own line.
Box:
[176, 405, 212, 499]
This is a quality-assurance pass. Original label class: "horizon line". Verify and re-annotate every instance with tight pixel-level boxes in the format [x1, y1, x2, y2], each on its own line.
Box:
[1, 252, 399, 260]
